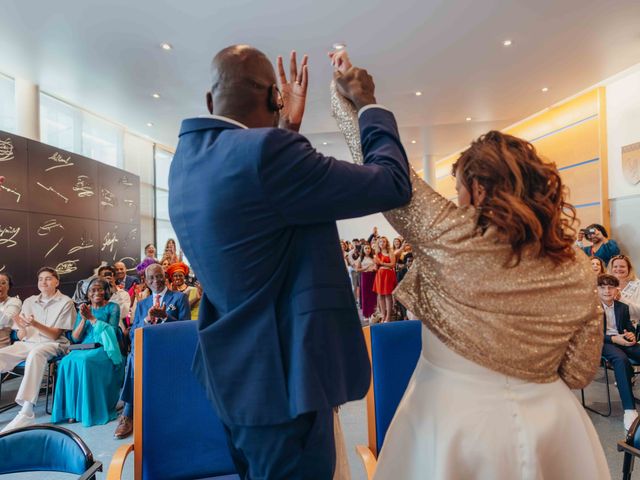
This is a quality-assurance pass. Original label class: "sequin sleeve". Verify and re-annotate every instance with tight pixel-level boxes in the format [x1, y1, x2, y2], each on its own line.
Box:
[558, 305, 603, 389]
[330, 82, 461, 251]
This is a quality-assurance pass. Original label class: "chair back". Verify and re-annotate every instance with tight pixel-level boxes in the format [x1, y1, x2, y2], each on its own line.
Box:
[135, 321, 236, 480]
[0, 425, 96, 475]
[364, 321, 422, 455]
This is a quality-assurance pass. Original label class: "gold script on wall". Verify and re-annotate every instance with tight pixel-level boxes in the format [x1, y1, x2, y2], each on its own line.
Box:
[622, 142, 640, 185]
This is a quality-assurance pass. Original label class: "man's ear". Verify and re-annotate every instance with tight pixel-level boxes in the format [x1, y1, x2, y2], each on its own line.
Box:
[472, 179, 486, 207]
[206, 91, 214, 114]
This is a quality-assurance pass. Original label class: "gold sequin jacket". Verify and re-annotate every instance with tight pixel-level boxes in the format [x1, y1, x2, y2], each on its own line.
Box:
[331, 83, 602, 389]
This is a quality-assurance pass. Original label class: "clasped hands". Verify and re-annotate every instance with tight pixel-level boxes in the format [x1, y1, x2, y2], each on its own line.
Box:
[276, 48, 376, 131]
[614, 329, 637, 347]
[14, 313, 35, 331]
[79, 303, 97, 324]
[146, 298, 167, 325]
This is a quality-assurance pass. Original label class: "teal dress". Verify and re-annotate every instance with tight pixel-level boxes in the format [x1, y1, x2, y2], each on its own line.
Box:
[51, 302, 125, 426]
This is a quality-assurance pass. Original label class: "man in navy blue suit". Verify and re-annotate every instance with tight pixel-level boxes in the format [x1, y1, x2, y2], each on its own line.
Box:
[169, 45, 411, 478]
[114, 263, 190, 439]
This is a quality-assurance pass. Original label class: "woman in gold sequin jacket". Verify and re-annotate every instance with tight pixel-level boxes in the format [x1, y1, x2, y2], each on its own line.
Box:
[330, 50, 609, 480]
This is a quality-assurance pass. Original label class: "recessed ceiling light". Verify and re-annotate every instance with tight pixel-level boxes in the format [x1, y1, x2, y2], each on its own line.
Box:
[161, 43, 173, 51]
[332, 42, 346, 51]
[152, 93, 160, 99]
[541, 87, 549, 92]
[146, 122, 153, 127]
[466, 117, 472, 122]
[415, 91, 422, 96]
[322, 142, 328, 145]
[503, 40, 512, 47]
[411, 140, 417, 144]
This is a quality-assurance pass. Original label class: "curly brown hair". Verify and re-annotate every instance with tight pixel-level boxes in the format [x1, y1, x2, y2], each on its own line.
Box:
[452, 130, 577, 267]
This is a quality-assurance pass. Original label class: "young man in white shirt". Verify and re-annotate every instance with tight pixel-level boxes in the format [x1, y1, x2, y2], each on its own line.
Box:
[0, 267, 76, 432]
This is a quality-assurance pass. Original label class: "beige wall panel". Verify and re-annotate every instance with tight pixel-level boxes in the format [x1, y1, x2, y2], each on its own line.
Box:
[574, 205, 602, 230]
[532, 118, 599, 169]
[436, 174, 456, 199]
[560, 161, 601, 206]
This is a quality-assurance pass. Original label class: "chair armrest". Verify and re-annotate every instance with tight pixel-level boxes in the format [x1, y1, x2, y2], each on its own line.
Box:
[77, 461, 103, 480]
[355, 444, 377, 480]
[107, 443, 134, 480]
[618, 440, 640, 456]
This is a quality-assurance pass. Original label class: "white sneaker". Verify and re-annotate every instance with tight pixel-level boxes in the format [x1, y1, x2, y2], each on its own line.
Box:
[0, 412, 36, 433]
[624, 409, 638, 431]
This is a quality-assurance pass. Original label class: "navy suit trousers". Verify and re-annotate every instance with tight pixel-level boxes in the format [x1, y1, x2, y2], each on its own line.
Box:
[602, 343, 640, 409]
[223, 408, 335, 480]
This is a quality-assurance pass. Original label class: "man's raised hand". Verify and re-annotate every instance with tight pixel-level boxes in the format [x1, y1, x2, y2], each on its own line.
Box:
[277, 51, 308, 132]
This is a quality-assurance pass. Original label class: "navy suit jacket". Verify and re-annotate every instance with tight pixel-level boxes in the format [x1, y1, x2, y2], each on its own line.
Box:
[121, 289, 190, 405]
[169, 108, 411, 425]
[603, 300, 633, 344]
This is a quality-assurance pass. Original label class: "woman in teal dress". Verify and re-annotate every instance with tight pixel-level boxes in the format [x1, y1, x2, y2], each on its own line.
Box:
[51, 278, 124, 426]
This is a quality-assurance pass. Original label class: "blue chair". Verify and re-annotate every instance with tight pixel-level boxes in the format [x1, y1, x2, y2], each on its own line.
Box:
[618, 417, 640, 479]
[107, 321, 238, 480]
[0, 425, 102, 479]
[356, 321, 422, 480]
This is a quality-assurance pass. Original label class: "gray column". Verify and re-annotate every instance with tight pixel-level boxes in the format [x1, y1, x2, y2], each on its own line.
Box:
[15, 78, 40, 141]
[422, 154, 436, 187]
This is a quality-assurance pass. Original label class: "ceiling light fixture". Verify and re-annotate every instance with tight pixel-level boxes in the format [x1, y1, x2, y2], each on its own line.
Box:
[411, 140, 417, 144]
[332, 42, 346, 51]
[146, 122, 153, 127]
[322, 142, 328, 145]
[503, 39, 512, 47]
[161, 43, 173, 51]
[466, 117, 472, 122]
[152, 93, 160, 99]
[415, 91, 422, 96]
[541, 87, 549, 92]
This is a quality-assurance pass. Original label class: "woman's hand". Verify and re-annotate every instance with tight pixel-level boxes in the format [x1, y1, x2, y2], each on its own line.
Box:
[80, 303, 95, 321]
[614, 335, 635, 347]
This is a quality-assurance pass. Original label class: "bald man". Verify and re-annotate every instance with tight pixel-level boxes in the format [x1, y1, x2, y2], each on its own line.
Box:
[169, 45, 411, 478]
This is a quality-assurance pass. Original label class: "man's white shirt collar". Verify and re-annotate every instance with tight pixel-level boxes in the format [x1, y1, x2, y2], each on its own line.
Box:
[198, 114, 248, 129]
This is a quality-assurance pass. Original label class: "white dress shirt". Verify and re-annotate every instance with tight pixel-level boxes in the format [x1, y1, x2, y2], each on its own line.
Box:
[602, 301, 619, 337]
[18, 290, 76, 344]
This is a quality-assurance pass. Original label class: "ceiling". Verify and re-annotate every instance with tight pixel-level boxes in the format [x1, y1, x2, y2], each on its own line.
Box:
[1, 0, 640, 170]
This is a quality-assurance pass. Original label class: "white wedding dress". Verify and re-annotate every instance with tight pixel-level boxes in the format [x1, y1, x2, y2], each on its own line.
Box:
[374, 327, 610, 479]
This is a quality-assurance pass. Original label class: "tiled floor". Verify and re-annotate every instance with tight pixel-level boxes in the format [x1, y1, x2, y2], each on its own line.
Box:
[0, 367, 635, 479]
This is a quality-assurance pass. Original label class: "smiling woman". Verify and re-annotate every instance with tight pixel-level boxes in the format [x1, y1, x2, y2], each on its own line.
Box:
[51, 278, 125, 427]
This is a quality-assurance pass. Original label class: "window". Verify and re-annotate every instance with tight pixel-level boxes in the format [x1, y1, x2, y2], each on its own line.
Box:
[154, 147, 181, 261]
[0, 74, 16, 133]
[40, 93, 123, 167]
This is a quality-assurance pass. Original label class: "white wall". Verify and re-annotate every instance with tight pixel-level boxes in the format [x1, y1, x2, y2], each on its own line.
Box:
[606, 65, 640, 264]
[607, 65, 640, 200]
[337, 213, 398, 242]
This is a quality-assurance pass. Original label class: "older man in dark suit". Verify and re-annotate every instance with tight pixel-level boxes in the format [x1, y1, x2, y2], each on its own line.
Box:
[169, 45, 411, 478]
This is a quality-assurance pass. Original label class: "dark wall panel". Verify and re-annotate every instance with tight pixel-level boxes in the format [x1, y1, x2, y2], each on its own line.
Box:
[27, 140, 100, 219]
[0, 129, 140, 290]
[0, 133, 29, 212]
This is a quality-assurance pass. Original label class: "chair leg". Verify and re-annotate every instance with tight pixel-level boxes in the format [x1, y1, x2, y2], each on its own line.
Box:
[622, 452, 634, 480]
[582, 363, 612, 417]
[45, 362, 56, 415]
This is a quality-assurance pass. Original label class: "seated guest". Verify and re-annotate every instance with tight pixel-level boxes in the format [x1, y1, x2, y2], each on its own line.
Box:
[0, 267, 75, 432]
[114, 263, 190, 439]
[591, 256, 606, 275]
[51, 278, 124, 426]
[143, 243, 157, 261]
[0, 273, 21, 348]
[599, 273, 640, 430]
[114, 261, 138, 291]
[609, 254, 640, 325]
[582, 224, 620, 266]
[99, 266, 131, 328]
[167, 262, 200, 320]
[128, 259, 156, 330]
